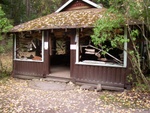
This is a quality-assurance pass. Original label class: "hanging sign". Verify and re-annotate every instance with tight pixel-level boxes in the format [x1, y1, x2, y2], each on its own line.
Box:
[70, 44, 76, 50]
[44, 42, 48, 50]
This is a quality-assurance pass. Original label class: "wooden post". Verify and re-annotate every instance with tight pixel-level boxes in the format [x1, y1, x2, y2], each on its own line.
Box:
[68, 29, 76, 78]
[43, 30, 50, 77]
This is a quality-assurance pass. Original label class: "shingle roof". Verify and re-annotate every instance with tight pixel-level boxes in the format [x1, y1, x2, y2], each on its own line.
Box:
[11, 8, 106, 32]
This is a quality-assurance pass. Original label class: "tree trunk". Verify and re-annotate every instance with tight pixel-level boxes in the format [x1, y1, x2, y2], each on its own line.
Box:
[26, 0, 30, 17]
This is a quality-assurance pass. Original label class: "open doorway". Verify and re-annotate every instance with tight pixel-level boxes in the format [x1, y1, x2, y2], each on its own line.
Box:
[49, 30, 70, 78]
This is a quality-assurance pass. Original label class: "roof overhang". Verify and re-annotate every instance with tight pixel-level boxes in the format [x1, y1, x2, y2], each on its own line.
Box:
[10, 8, 143, 33]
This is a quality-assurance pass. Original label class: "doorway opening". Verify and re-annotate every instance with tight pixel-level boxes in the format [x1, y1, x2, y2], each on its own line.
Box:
[49, 30, 70, 78]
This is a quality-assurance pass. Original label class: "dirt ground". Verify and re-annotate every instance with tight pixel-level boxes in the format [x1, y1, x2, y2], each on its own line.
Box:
[0, 78, 150, 113]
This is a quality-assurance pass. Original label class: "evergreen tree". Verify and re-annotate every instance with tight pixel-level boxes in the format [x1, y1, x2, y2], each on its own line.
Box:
[0, 6, 12, 53]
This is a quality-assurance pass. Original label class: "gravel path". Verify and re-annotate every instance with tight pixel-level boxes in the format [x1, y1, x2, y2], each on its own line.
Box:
[0, 78, 149, 113]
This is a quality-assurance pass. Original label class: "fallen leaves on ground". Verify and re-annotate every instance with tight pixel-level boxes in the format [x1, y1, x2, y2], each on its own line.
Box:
[0, 78, 150, 113]
[100, 90, 150, 109]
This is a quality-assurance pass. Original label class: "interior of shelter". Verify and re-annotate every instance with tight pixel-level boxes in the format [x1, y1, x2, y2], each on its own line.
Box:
[49, 30, 70, 78]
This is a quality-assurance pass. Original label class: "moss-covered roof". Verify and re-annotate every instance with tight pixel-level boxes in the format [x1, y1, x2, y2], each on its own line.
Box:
[11, 8, 106, 32]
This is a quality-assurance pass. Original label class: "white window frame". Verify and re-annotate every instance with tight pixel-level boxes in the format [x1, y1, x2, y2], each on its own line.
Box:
[75, 27, 128, 68]
[14, 31, 44, 62]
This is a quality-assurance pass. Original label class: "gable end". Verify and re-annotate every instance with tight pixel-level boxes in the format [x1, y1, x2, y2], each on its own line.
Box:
[55, 0, 102, 13]
[63, 0, 93, 11]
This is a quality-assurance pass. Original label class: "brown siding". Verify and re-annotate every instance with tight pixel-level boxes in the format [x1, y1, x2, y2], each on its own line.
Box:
[13, 30, 50, 77]
[14, 61, 45, 76]
[71, 57, 130, 88]
[70, 29, 131, 88]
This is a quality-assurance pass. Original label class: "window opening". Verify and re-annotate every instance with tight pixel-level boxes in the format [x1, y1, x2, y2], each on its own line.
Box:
[14, 31, 43, 61]
[77, 28, 127, 67]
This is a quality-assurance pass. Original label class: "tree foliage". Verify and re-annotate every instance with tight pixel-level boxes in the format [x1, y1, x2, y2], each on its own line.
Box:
[0, 6, 13, 77]
[0, 7, 12, 53]
[1, 0, 63, 25]
[0, 7, 12, 33]
[0, 6, 12, 53]
[27, 0, 62, 20]
[1, 0, 26, 25]
[92, 0, 150, 89]
[91, 8, 126, 48]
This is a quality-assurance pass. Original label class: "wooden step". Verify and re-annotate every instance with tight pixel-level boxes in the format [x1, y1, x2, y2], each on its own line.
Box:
[43, 76, 71, 83]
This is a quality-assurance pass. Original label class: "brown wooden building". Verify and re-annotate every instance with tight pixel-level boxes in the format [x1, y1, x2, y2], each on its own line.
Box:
[10, 0, 138, 91]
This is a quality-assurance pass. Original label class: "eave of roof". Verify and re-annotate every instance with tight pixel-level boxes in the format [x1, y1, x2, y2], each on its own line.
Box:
[11, 8, 106, 32]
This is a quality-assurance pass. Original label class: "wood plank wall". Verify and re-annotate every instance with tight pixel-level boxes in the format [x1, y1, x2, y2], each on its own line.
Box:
[13, 30, 50, 77]
[70, 29, 131, 88]
[63, 0, 93, 11]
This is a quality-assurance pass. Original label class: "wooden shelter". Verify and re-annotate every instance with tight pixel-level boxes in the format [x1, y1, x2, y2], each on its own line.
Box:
[11, 0, 137, 91]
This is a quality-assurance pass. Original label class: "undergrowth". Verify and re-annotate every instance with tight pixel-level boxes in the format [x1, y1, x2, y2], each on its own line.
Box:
[0, 52, 12, 79]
